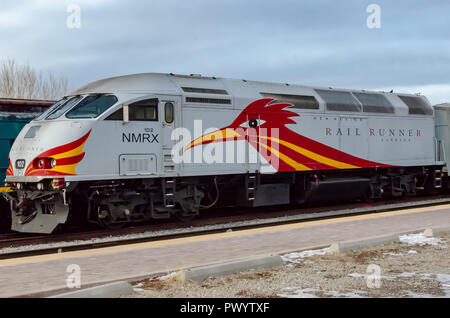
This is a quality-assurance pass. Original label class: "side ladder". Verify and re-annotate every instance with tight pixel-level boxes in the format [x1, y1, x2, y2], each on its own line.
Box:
[434, 169, 442, 189]
[246, 173, 258, 201]
[152, 178, 176, 219]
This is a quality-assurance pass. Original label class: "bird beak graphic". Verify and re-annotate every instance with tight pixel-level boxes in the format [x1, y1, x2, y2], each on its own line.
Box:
[184, 128, 242, 151]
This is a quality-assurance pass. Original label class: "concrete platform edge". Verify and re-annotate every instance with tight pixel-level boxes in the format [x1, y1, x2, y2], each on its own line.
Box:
[423, 225, 450, 238]
[328, 234, 399, 254]
[175, 255, 283, 282]
[47, 281, 133, 298]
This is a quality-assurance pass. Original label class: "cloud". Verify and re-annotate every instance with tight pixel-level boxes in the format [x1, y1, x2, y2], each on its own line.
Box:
[0, 9, 28, 28]
[0, 0, 448, 103]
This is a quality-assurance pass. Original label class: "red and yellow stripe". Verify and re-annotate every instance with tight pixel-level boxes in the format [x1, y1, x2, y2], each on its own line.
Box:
[25, 130, 91, 176]
[253, 135, 361, 171]
[6, 159, 13, 176]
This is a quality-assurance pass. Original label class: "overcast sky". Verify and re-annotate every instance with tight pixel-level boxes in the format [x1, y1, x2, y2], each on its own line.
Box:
[1, 0, 449, 104]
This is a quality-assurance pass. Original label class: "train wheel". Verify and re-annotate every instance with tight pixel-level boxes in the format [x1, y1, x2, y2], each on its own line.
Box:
[97, 205, 127, 230]
[173, 207, 197, 222]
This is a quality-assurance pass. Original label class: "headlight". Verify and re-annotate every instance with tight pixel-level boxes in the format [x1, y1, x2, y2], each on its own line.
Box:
[51, 178, 65, 190]
[33, 157, 56, 169]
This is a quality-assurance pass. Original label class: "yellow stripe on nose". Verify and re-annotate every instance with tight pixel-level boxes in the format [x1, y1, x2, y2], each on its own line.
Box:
[51, 140, 88, 160]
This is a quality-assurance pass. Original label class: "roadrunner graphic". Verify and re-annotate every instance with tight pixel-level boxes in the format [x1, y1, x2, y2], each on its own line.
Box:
[186, 98, 391, 171]
[24, 129, 91, 176]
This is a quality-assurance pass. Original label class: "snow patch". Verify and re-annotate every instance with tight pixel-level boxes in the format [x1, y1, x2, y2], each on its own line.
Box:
[157, 272, 177, 281]
[279, 287, 367, 298]
[399, 233, 444, 246]
[281, 247, 329, 264]
[277, 287, 319, 298]
[398, 272, 416, 278]
[436, 274, 450, 297]
[436, 273, 450, 285]
[420, 273, 450, 296]
[348, 272, 396, 281]
[420, 273, 433, 280]
[383, 252, 404, 257]
[324, 290, 367, 298]
[404, 290, 435, 298]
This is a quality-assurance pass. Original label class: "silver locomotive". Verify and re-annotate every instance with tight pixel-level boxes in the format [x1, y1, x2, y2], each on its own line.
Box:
[5, 73, 446, 233]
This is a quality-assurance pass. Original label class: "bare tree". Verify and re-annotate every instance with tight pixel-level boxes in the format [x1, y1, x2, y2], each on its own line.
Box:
[0, 59, 69, 100]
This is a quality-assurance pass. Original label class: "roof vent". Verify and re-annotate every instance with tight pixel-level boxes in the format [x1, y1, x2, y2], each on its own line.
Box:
[186, 97, 231, 105]
[182, 87, 228, 95]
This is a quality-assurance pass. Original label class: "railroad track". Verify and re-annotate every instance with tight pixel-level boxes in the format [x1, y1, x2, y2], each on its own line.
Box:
[1, 194, 450, 260]
[0, 233, 49, 244]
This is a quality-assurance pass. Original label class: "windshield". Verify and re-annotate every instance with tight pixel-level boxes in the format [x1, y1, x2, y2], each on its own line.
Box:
[46, 95, 84, 119]
[66, 95, 118, 119]
[33, 98, 67, 121]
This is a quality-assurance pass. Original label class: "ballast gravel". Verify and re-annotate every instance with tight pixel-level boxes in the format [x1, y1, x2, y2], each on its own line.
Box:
[128, 233, 450, 298]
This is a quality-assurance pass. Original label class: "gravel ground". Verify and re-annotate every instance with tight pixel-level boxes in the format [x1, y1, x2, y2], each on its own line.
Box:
[129, 233, 450, 298]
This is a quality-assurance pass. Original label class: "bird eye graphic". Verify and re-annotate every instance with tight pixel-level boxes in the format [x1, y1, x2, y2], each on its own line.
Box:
[249, 118, 258, 128]
[240, 119, 265, 128]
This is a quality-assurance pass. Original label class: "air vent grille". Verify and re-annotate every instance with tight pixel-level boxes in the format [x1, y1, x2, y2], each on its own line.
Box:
[182, 87, 228, 95]
[186, 97, 231, 105]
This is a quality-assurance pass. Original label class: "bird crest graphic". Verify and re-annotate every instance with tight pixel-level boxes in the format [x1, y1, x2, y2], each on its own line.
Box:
[185, 98, 390, 171]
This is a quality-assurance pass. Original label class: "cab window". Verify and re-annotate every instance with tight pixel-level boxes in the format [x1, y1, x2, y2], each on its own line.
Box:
[66, 95, 118, 119]
[105, 98, 158, 121]
[33, 98, 67, 121]
[44, 96, 83, 120]
[165, 102, 174, 123]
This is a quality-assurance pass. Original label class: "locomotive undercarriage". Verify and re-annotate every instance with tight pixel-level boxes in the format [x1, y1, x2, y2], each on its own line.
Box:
[9, 189, 70, 233]
[6, 165, 445, 234]
[83, 179, 205, 229]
